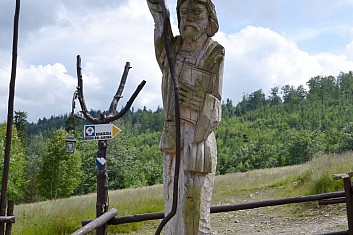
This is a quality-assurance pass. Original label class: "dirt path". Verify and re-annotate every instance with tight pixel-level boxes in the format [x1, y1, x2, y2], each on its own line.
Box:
[126, 209, 347, 235]
[210, 188, 348, 235]
[125, 188, 348, 234]
[211, 207, 347, 234]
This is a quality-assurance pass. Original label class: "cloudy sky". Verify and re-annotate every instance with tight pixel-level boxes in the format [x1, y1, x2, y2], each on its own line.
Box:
[1, 0, 353, 122]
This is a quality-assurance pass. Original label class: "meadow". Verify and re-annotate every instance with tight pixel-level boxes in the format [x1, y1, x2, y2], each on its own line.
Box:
[12, 152, 353, 235]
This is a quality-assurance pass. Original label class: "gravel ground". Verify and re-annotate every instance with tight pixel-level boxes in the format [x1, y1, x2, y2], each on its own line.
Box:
[210, 206, 347, 234]
[210, 188, 348, 235]
[124, 189, 348, 235]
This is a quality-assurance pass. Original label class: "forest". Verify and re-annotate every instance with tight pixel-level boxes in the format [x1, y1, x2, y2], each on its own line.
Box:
[2, 71, 353, 204]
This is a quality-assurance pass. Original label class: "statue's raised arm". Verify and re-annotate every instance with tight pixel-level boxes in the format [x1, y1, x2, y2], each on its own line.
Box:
[146, 0, 174, 69]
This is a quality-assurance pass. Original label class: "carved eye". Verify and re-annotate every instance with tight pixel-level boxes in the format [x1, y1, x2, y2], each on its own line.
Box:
[193, 8, 201, 15]
[180, 8, 187, 15]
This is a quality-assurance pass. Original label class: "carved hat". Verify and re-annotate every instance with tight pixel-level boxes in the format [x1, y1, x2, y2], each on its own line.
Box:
[176, 0, 219, 37]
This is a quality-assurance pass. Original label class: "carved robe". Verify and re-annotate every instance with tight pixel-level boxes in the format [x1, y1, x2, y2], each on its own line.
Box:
[159, 36, 224, 173]
[160, 37, 224, 235]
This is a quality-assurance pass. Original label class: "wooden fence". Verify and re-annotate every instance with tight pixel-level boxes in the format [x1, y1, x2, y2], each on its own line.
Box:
[0, 200, 15, 235]
[71, 208, 117, 235]
[73, 172, 353, 235]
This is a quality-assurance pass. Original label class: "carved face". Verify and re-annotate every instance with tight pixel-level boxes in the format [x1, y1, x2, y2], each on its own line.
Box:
[179, 1, 209, 41]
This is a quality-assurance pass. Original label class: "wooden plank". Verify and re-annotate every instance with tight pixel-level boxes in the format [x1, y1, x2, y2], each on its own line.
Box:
[71, 208, 117, 235]
[320, 231, 349, 235]
[334, 172, 353, 180]
[83, 191, 346, 226]
[82, 212, 165, 226]
[5, 201, 14, 235]
[0, 216, 15, 224]
[210, 192, 345, 213]
[319, 198, 346, 205]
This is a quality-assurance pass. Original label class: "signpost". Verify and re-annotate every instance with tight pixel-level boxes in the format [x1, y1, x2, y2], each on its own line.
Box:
[71, 55, 146, 235]
[83, 123, 121, 234]
[84, 124, 121, 141]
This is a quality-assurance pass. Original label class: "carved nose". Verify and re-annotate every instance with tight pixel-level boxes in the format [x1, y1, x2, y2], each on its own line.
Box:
[186, 11, 194, 21]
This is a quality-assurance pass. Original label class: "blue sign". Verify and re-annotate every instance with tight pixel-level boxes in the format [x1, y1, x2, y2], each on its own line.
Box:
[84, 125, 96, 138]
[96, 157, 107, 167]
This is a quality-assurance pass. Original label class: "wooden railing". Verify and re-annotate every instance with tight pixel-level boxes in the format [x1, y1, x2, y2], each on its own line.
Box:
[0, 200, 15, 235]
[73, 172, 353, 235]
[71, 208, 117, 235]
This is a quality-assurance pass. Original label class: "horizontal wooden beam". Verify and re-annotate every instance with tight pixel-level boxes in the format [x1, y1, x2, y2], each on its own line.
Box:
[210, 191, 345, 213]
[0, 216, 15, 224]
[334, 172, 353, 180]
[72, 208, 117, 235]
[319, 231, 349, 235]
[82, 191, 345, 226]
[319, 198, 346, 205]
[82, 212, 164, 226]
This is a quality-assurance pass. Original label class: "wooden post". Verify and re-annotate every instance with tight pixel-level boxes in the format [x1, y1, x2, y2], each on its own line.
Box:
[334, 172, 353, 235]
[96, 140, 108, 235]
[343, 176, 353, 235]
[1, 1, 20, 234]
[5, 201, 14, 235]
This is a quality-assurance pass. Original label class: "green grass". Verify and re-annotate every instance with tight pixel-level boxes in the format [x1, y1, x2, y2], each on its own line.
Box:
[283, 152, 353, 197]
[14, 194, 95, 235]
[14, 185, 164, 235]
[12, 152, 353, 234]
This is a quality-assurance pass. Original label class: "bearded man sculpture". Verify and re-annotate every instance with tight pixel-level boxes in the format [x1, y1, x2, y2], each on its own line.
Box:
[147, 0, 225, 234]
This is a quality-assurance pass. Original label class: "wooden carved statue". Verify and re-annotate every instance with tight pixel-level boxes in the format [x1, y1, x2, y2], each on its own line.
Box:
[147, 0, 225, 234]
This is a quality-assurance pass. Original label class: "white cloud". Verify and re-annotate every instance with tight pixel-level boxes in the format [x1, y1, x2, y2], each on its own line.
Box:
[1, 0, 353, 123]
[215, 26, 353, 101]
[12, 61, 77, 120]
[1, 0, 161, 122]
[346, 39, 353, 59]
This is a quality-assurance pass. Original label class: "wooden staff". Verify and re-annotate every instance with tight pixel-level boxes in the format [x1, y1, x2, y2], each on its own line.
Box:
[155, 0, 182, 234]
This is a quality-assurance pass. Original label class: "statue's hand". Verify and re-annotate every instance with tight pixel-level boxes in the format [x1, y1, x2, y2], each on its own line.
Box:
[193, 94, 221, 143]
[147, 0, 169, 16]
[179, 82, 204, 112]
[147, 0, 162, 4]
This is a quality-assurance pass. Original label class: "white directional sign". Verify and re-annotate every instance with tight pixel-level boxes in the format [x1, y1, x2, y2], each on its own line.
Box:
[84, 124, 121, 141]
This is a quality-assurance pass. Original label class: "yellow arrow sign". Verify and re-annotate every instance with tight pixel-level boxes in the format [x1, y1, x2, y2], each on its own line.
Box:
[84, 124, 121, 141]
[112, 124, 121, 138]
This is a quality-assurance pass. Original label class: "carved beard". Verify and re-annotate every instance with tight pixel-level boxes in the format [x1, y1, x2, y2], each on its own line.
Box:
[180, 23, 206, 41]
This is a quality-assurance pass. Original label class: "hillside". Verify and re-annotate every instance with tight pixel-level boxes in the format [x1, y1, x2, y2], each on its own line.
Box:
[5, 71, 353, 205]
[12, 152, 352, 234]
